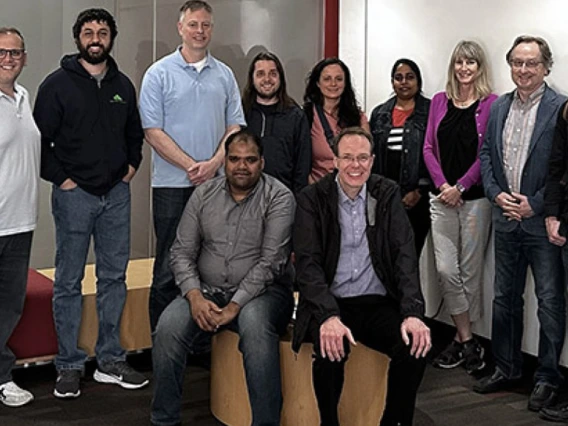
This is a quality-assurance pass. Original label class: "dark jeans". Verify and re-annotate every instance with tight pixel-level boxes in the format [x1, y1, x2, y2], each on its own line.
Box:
[149, 187, 194, 332]
[0, 231, 33, 384]
[52, 183, 130, 370]
[151, 284, 294, 426]
[309, 295, 426, 426]
[492, 229, 565, 386]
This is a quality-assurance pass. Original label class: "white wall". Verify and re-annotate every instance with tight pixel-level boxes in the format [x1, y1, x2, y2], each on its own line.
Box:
[340, 0, 568, 363]
[341, 0, 568, 112]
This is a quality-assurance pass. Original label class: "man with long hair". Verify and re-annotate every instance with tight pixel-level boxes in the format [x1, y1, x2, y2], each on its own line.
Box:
[242, 51, 311, 193]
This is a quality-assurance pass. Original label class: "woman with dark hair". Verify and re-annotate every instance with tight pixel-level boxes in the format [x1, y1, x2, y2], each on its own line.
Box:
[369, 58, 431, 254]
[423, 40, 497, 374]
[303, 57, 369, 183]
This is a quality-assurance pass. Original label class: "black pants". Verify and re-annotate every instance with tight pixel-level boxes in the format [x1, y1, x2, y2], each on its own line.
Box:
[310, 295, 426, 426]
[149, 187, 194, 332]
[407, 195, 431, 257]
[0, 231, 33, 383]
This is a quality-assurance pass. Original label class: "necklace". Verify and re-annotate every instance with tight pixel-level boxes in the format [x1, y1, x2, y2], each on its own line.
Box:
[454, 98, 477, 108]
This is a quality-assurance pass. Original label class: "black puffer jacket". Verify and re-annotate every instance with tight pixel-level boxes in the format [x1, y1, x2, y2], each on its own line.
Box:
[292, 172, 425, 352]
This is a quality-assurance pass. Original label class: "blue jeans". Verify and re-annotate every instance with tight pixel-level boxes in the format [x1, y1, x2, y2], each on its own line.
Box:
[0, 231, 33, 383]
[51, 183, 130, 371]
[492, 229, 565, 386]
[151, 284, 294, 426]
[149, 187, 194, 332]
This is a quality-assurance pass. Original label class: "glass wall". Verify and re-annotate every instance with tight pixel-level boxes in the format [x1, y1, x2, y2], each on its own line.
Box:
[2, 0, 323, 268]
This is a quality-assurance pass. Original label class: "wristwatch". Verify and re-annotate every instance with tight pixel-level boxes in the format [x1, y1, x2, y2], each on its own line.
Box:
[456, 182, 466, 194]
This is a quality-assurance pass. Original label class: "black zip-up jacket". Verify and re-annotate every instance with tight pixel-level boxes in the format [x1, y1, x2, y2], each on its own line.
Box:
[292, 172, 425, 352]
[370, 94, 431, 195]
[545, 101, 568, 223]
[245, 101, 311, 194]
[34, 54, 143, 196]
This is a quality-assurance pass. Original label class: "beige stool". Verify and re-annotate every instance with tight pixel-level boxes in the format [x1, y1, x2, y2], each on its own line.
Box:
[210, 329, 389, 426]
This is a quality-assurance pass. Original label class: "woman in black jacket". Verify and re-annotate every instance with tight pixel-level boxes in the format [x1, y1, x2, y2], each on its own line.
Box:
[369, 58, 431, 255]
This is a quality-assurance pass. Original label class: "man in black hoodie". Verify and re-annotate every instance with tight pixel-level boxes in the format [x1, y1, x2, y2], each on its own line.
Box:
[33, 8, 147, 400]
[242, 52, 311, 194]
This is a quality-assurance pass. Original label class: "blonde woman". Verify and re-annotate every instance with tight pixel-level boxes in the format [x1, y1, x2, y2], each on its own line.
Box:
[423, 40, 497, 374]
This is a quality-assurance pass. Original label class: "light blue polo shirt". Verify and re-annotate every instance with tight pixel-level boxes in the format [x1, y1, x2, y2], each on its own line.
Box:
[139, 49, 246, 187]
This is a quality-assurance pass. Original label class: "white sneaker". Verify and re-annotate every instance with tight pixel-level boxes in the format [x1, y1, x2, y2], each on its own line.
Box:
[0, 381, 34, 407]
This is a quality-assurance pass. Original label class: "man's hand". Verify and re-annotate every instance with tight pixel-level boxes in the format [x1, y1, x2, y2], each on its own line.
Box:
[546, 216, 566, 246]
[187, 159, 221, 185]
[60, 178, 78, 191]
[437, 183, 463, 208]
[211, 302, 241, 329]
[495, 191, 522, 221]
[402, 189, 421, 209]
[511, 192, 534, 219]
[186, 289, 222, 332]
[122, 165, 137, 183]
[401, 317, 431, 358]
[319, 316, 356, 362]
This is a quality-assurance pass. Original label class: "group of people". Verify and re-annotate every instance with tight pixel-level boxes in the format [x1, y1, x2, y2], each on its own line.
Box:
[2, 1, 568, 426]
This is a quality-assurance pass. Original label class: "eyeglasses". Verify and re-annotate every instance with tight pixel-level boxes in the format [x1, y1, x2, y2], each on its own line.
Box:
[337, 154, 373, 165]
[509, 59, 542, 70]
[0, 48, 25, 59]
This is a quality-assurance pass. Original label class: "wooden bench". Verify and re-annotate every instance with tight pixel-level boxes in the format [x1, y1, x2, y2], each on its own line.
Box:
[14, 258, 154, 365]
[210, 329, 390, 426]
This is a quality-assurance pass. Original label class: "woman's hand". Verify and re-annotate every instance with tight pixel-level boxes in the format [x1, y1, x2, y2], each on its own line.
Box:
[437, 183, 463, 208]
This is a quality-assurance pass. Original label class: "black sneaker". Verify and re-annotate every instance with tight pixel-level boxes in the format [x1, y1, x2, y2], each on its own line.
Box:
[432, 340, 464, 369]
[462, 338, 485, 374]
[94, 361, 149, 389]
[54, 369, 81, 399]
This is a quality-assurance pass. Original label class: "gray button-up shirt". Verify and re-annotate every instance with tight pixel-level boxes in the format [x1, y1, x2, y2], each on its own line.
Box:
[170, 174, 295, 307]
[331, 180, 386, 298]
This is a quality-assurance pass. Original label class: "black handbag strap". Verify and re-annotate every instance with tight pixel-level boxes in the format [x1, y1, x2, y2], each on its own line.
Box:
[315, 104, 335, 147]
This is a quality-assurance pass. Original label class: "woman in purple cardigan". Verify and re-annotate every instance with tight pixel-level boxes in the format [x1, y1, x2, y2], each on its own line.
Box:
[423, 40, 497, 375]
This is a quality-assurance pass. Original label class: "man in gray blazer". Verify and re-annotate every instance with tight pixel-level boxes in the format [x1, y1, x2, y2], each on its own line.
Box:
[476, 35, 566, 414]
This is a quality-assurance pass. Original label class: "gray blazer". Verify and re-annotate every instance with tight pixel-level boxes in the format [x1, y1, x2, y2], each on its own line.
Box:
[480, 84, 567, 237]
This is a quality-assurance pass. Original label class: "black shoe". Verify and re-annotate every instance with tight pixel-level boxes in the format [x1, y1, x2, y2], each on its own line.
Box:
[473, 370, 518, 394]
[54, 369, 81, 399]
[94, 360, 149, 390]
[432, 340, 464, 369]
[528, 383, 558, 412]
[540, 401, 568, 422]
[462, 338, 485, 374]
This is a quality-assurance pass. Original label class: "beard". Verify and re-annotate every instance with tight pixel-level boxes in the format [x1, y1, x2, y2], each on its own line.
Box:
[77, 41, 113, 65]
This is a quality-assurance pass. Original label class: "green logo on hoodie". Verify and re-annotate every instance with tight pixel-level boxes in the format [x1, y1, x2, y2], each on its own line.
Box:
[110, 94, 126, 104]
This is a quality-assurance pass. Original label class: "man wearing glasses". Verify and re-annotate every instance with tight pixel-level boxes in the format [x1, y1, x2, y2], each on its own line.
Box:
[0, 27, 40, 408]
[293, 127, 431, 426]
[477, 36, 567, 414]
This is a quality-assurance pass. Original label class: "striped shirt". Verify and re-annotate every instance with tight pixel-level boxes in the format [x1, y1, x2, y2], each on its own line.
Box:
[387, 127, 404, 151]
[502, 84, 545, 193]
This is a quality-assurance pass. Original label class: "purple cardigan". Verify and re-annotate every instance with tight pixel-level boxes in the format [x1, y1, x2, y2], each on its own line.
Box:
[423, 91, 498, 190]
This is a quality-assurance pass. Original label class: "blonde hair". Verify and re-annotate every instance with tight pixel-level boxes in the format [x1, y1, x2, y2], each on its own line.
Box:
[445, 40, 492, 101]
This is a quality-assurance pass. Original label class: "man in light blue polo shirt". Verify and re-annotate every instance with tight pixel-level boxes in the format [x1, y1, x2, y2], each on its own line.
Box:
[139, 0, 245, 331]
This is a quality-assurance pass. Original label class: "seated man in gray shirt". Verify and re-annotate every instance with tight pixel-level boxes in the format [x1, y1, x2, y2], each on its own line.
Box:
[293, 127, 431, 426]
[151, 130, 295, 426]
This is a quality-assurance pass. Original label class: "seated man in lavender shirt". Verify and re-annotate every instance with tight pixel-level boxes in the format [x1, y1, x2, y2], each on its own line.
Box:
[292, 126, 431, 426]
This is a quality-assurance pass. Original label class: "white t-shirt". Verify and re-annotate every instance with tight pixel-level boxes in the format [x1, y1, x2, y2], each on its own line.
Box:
[0, 83, 41, 236]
